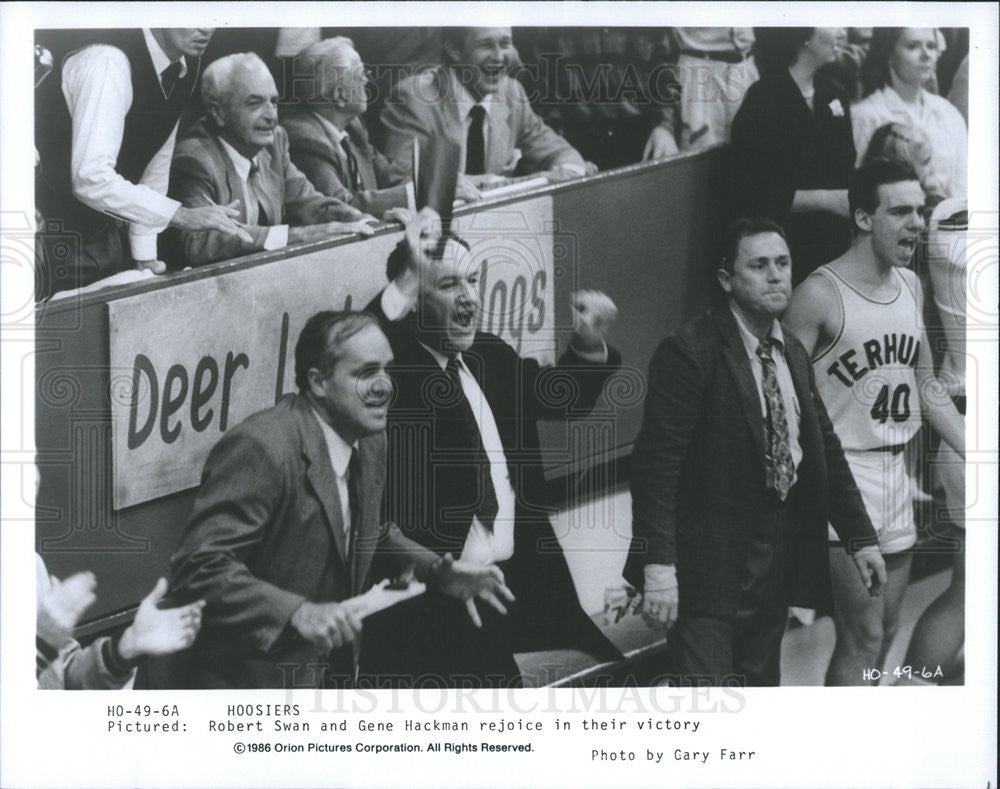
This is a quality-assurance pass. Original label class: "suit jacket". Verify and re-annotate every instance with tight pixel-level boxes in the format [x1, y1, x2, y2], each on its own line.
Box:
[624, 307, 877, 618]
[168, 394, 399, 688]
[282, 112, 410, 218]
[378, 65, 585, 190]
[166, 119, 358, 267]
[361, 295, 623, 682]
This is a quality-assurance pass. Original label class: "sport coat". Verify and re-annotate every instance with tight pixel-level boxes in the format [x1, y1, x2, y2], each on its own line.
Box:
[378, 65, 585, 184]
[168, 394, 395, 688]
[624, 307, 877, 617]
[361, 294, 624, 682]
[166, 119, 357, 267]
[282, 112, 410, 218]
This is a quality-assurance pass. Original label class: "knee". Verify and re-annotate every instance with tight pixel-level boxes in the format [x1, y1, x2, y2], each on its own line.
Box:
[837, 612, 885, 656]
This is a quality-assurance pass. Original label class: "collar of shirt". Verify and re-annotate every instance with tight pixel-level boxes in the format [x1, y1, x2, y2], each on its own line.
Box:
[879, 84, 928, 123]
[142, 28, 188, 81]
[454, 77, 497, 123]
[419, 341, 458, 372]
[313, 112, 349, 146]
[310, 406, 358, 480]
[729, 304, 785, 359]
[218, 138, 258, 183]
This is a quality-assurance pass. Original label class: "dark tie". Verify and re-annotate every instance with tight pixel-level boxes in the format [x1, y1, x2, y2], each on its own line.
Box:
[340, 137, 361, 192]
[465, 104, 486, 175]
[445, 356, 498, 530]
[755, 341, 794, 501]
[346, 448, 362, 556]
[248, 161, 269, 225]
[160, 61, 182, 98]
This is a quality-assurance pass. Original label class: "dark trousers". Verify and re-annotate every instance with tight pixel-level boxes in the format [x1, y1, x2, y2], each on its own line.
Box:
[668, 493, 796, 687]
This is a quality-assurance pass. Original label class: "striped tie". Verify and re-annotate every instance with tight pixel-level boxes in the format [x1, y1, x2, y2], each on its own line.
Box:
[755, 340, 794, 500]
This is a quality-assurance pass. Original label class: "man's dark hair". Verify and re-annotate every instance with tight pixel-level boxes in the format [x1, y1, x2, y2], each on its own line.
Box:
[442, 27, 473, 57]
[385, 232, 472, 282]
[753, 28, 815, 76]
[848, 157, 922, 221]
[720, 217, 788, 273]
[295, 310, 380, 393]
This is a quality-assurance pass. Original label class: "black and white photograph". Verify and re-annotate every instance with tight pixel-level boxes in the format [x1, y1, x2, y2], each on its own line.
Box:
[1, 3, 996, 788]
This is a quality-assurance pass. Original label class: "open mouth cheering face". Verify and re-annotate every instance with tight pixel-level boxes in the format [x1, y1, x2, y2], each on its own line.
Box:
[417, 238, 482, 353]
[450, 27, 515, 98]
[868, 180, 927, 268]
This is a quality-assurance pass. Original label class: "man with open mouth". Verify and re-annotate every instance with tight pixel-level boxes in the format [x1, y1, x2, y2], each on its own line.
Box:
[360, 209, 624, 688]
[785, 157, 966, 686]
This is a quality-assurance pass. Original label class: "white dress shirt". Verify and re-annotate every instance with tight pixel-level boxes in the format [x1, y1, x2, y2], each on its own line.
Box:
[311, 407, 359, 552]
[61, 29, 184, 261]
[216, 138, 288, 250]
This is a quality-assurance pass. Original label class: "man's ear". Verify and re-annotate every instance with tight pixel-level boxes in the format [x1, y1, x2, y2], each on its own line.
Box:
[442, 39, 463, 64]
[306, 367, 326, 398]
[206, 100, 225, 129]
[854, 208, 872, 233]
[716, 267, 732, 294]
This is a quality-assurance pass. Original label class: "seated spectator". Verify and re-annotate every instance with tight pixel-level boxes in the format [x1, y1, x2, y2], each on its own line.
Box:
[378, 27, 595, 206]
[33, 28, 247, 299]
[282, 37, 413, 220]
[167, 53, 374, 268]
[670, 27, 759, 152]
[852, 28, 967, 199]
[731, 28, 855, 284]
[37, 554, 204, 689]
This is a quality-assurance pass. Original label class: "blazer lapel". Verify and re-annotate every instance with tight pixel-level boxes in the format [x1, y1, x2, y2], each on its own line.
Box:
[215, 137, 250, 223]
[295, 398, 349, 567]
[714, 309, 769, 466]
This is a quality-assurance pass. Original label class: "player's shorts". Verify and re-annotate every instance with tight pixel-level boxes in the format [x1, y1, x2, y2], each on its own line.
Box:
[828, 447, 917, 554]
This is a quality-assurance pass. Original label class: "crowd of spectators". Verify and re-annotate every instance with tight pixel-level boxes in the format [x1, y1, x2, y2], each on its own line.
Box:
[34, 25, 968, 300]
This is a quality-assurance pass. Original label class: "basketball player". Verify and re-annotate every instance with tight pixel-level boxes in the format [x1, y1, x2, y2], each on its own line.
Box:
[784, 158, 965, 686]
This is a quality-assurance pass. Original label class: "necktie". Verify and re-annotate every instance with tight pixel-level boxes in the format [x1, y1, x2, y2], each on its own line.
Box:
[465, 104, 486, 175]
[160, 61, 182, 99]
[445, 356, 498, 530]
[755, 341, 794, 501]
[346, 447, 361, 557]
[247, 161, 269, 225]
[340, 137, 361, 192]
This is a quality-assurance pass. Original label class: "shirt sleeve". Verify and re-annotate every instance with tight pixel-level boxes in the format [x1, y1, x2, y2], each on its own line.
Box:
[62, 45, 181, 238]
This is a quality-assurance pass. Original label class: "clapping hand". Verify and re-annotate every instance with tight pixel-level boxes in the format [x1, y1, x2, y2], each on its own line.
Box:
[42, 570, 98, 635]
[116, 579, 205, 660]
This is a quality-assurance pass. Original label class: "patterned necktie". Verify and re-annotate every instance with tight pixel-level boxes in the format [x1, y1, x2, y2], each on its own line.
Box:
[755, 340, 794, 501]
[445, 355, 498, 530]
[160, 61, 181, 98]
[247, 161, 269, 225]
[466, 104, 487, 175]
[340, 137, 361, 192]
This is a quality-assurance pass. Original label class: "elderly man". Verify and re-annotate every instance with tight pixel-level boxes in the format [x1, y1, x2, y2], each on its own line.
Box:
[34, 28, 248, 296]
[168, 310, 512, 688]
[359, 211, 622, 688]
[626, 217, 886, 686]
[282, 37, 412, 220]
[379, 27, 596, 206]
[167, 52, 374, 268]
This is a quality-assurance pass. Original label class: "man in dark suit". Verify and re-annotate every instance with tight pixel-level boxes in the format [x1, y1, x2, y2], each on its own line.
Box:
[168, 311, 513, 688]
[360, 211, 623, 688]
[625, 216, 887, 686]
[167, 52, 375, 267]
[282, 37, 412, 220]
[378, 27, 596, 206]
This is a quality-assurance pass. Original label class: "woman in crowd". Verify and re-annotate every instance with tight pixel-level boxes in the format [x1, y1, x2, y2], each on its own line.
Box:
[730, 28, 855, 284]
[852, 28, 967, 199]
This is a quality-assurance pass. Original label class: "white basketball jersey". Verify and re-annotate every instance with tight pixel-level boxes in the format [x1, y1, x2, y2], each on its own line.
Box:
[810, 266, 923, 451]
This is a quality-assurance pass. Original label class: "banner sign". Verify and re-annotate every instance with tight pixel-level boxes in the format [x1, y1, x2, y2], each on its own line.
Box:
[109, 197, 556, 508]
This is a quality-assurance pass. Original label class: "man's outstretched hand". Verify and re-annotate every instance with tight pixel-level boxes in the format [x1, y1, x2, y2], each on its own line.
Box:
[117, 578, 205, 660]
[432, 553, 516, 628]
